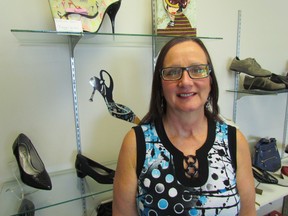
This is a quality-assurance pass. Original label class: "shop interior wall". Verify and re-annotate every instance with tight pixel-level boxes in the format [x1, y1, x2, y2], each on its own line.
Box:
[0, 0, 288, 186]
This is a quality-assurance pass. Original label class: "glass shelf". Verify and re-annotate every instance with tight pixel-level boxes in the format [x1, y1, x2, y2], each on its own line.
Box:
[227, 89, 288, 99]
[11, 29, 223, 47]
[0, 161, 116, 216]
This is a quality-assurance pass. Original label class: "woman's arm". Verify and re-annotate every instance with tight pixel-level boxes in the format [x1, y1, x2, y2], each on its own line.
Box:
[113, 129, 139, 216]
[236, 129, 256, 216]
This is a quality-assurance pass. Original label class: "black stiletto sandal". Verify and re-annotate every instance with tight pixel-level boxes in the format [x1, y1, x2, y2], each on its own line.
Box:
[12, 133, 52, 190]
[89, 70, 140, 124]
[75, 153, 115, 184]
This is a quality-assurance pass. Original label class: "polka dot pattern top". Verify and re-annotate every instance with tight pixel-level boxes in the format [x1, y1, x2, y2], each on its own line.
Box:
[135, 118, 240, 216]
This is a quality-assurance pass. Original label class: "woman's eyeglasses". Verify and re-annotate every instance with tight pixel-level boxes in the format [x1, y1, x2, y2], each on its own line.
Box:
[161, 64, 211, 81]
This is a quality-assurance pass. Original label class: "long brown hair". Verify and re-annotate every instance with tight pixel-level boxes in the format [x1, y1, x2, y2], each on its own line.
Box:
[141, 37, 221, 124]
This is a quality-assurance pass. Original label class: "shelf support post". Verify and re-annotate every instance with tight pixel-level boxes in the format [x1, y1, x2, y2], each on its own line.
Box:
[67, 35, 87, 216]
[68, 35, 82, 153]
[232, 10, 242, 123]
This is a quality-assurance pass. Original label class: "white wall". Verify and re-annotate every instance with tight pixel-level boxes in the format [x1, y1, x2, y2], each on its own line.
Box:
[1, 0, 288, 189]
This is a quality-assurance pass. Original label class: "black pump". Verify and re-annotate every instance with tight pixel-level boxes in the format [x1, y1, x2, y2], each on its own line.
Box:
[12, 133, 52, 190]
[75, 153, 115, 184]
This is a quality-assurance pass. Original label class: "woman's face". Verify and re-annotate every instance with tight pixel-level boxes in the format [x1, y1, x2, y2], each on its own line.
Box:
[161, 41, 211, 115]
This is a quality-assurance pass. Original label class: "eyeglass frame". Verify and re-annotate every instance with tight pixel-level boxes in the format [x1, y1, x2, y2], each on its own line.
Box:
[160, 64, 212, 81]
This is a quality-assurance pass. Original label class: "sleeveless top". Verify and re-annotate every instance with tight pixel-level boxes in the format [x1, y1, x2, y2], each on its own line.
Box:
[133, 117, 240, 216]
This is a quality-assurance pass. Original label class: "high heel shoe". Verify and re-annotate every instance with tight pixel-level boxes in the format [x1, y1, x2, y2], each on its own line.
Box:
[75, 153, 115, 184]
[89, 69, 141, 124]
[12, 133, 52, 190]
[49, 0, 122, 33]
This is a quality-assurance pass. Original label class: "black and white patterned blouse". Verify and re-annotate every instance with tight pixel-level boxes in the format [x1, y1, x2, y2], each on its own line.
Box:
[134, 117, 240, 216]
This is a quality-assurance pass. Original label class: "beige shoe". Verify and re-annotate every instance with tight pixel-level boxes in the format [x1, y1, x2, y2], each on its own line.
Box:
[230, 57, 272, 77]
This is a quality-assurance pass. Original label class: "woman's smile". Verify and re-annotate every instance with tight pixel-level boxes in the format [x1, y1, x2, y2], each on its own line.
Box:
[177, 92, 196, 98]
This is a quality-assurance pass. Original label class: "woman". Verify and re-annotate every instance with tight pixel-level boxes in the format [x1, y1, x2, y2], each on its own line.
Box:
[113, 37, 256, 216]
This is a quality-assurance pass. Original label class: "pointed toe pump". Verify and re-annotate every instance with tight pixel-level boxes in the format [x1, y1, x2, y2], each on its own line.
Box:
[12, 133, 52, 190]
[75, 153, 115, 184]
[49, 0, 122, 33]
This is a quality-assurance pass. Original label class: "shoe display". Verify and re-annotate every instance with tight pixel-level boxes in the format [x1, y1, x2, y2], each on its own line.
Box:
[252, 165, 278, 184]
[48, 0, 122, 33]
[75, 153, 115, 184]
[12, 133, 52, 190]
[18, 198, 35, 216]
[230, 57, 272, 77]
[89, 70, 141, 124]
[270, 73, 288, 88]
[243, 76, 286, 91]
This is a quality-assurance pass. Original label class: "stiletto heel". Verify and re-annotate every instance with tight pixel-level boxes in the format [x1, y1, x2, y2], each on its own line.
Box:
[107, 1, 121, 34]
[75, 154, 115, 184]
[12, 133, 52, 190]
[89, 70, 141, 124]
[49, 0, 122, 33]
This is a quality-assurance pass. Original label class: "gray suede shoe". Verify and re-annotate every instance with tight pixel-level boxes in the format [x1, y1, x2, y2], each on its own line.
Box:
[230, 57, 272, 77]
[243, 76, 286, 91]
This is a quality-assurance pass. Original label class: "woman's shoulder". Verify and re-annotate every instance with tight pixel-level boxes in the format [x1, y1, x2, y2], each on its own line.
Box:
[123, 128, 137, 144]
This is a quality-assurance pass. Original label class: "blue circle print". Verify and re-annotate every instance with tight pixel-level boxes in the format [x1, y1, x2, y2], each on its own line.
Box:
[165, 174, 174, 183]
[189, 208, 198, 216]
[158, 199, 168, 210]
[152, 169, 161, 178]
